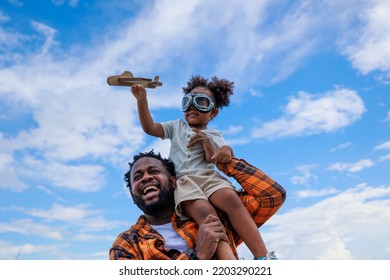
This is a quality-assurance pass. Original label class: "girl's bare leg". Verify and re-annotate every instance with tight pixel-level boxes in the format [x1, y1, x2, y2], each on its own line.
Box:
[182, 199, 237, 260]
[210, 188, 268, 258]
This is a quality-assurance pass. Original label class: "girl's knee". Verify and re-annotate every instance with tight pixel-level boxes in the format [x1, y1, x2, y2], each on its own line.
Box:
[182, 199, 218, 223]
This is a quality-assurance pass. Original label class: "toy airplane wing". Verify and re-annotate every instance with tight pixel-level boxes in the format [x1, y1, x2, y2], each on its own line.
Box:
[107, 71, 163, 88]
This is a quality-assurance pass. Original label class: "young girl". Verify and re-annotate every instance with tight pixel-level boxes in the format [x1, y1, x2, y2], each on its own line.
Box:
[131, 75, 274, 260]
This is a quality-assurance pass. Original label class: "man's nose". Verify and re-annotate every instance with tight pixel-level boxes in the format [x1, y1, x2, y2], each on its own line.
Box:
[141, 172, 153, 182]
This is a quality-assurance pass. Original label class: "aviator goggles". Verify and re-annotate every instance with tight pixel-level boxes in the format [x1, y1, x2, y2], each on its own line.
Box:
[181, 92, 215, 113]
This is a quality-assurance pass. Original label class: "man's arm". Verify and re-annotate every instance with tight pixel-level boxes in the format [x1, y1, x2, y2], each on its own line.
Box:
[177, 215, 230, 260]
[216, 157, 286, 227]
[110, 215, 229, 260]
[109, 234, 138, 260]
[193, 215, 229, 260]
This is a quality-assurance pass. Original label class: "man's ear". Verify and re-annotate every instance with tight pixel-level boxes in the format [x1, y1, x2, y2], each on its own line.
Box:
[211, 108, 219, 119]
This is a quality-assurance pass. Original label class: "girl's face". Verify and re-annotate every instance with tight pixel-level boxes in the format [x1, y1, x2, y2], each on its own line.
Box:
[184, 87, 218, 130]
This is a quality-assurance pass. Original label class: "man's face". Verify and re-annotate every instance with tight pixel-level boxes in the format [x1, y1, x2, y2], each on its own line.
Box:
[130, 157, 176, 215]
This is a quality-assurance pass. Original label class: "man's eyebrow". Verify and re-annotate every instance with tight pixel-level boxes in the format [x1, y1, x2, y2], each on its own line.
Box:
[131, 168, 144, 177]
[133, 165, 160, 174]
[148, 165, 160, 169]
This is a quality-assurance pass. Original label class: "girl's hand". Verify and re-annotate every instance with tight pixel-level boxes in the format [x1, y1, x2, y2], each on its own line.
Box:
[211, 145, 233, 164]
[131, 84, 147, 101]
[188, 128, 217, 162]
[187, 129, 210, 148]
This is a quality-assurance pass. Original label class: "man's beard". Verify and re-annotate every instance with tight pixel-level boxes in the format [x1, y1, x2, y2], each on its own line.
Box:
[133, 182, 175, 216]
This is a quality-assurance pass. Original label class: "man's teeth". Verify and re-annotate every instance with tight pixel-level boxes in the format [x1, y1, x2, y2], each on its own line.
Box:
[143, 186, 158, 195]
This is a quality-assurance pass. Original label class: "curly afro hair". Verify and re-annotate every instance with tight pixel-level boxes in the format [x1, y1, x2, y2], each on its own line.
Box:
[182, 75, 234, 109]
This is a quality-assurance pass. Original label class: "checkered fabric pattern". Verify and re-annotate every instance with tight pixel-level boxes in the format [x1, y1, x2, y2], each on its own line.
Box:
[109, 158, 286, 260]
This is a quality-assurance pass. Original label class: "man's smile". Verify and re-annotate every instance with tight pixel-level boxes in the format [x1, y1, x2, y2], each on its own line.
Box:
[141, 184, 160, 201]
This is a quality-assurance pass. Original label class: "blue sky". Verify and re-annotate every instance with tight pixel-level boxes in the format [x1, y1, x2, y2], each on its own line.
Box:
[0, 0, 390, 260]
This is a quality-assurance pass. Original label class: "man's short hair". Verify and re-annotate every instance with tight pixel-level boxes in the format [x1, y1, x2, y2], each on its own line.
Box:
[124, 150, 176, 190]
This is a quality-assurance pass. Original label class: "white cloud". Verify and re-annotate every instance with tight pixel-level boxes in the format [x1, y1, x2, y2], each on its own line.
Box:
[143, 138, 171, 159]
[26, 203, 123, 232]
[20, 157, 106, 192]
[52, 0, 79, 7]
[0, 240, 65, 260]
[31, 21, 58, 56]
[330, 142, 352, 152]
[374, 141, 390, 162]
[328, 159, 374, 173]
[374, 140, 390, 151]
[218, 125, 248, 147]
[0, 219, 64, 240]
[27, 204, 96, 222]
[0, 152, 28, 191]
[251, 88, 365, 139]
[384, 111, 390, 124]
[0, 203, 126, 255]
[290, 164, 317, 186]
[379, 154, 390, 162]
[0, 10, 10, 22]
[222, 125, 244, 136]
[72, 233, 115, 242]
[7, 0, 23, 8]
[239, 184, 390, 260]
[297, 187, 339, 199]
[342, 0, 390, 79]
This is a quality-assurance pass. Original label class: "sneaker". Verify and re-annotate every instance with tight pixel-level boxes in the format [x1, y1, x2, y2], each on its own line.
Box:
[256, 251, 278, 260]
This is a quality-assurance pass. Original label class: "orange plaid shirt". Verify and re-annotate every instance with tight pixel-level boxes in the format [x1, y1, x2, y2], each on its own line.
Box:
[109, 158, 286, 260]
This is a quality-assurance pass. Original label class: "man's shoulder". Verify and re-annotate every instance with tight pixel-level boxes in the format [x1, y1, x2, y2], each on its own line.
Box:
[114, 225, 138, 241]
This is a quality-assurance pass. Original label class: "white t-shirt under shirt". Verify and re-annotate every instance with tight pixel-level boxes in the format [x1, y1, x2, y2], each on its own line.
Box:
[152, 223, 189, 252]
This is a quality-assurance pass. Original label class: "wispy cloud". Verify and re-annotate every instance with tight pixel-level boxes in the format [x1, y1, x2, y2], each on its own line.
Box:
[0, 240, 66, 260]
[374, 140, 390, 162]
[374, 140, 390, 151]
[0, 152, 28, 191]
[26, 203, 123, 231]
[297, 187, 339, 199]
[251, 88, 365, 139]
[384, 111, 390, 124]
[52, 0, 79, 7]
[328, 159, 374, 173]
[222, 125, 244, 136]
[331, 142, 352, 152]
[290, 164, 317, 186]
[0, 219, 64, 240]
[379, 154, 390, 162]
[20, 157, 106, 192]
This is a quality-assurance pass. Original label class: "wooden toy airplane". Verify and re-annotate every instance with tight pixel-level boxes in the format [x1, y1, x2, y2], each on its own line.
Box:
[107, 71, 162, 88]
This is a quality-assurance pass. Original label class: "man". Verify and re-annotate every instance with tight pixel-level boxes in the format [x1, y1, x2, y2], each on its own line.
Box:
[109, 149, 286, 260]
